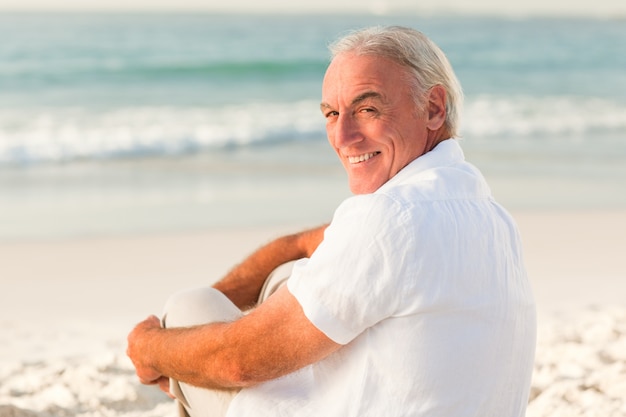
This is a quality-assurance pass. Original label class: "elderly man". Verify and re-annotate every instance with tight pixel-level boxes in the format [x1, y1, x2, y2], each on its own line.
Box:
[127, 26, 536, 417]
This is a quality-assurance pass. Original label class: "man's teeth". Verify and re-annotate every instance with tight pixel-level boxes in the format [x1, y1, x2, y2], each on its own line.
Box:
[348, 152, 379, 164]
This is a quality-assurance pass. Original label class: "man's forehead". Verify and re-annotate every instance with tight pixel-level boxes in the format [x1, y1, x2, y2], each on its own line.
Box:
[321, 67, 391, 110]
[320, 88, 386, 111]
[320, 90, 384, 109]
[321, 54, 404, 101]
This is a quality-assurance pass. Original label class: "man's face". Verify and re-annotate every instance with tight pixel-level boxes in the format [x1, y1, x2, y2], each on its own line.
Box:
[321, 53, 430, 195]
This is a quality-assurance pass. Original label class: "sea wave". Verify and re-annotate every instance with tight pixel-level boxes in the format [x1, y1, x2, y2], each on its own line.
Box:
[0, 101, 324, 165]
[0, 59, 328, 86]
[462, 95, 626, 140]
[1, 95, 625, 166]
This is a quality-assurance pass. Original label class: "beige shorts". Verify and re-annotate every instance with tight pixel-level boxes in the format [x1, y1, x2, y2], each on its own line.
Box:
[161, 262, 294, 417]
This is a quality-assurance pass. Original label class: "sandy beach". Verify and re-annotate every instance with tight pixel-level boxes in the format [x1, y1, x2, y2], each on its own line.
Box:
[1, 210, 625, 416]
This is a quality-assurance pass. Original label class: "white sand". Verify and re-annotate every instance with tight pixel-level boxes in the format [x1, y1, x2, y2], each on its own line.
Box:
[1, 211, 625, 416]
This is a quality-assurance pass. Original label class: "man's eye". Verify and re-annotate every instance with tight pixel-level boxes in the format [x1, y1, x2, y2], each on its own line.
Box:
[325, 111, 339, 118]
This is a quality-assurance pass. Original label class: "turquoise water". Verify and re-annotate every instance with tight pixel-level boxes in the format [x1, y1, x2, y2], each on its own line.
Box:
[1, 13, 625, 240]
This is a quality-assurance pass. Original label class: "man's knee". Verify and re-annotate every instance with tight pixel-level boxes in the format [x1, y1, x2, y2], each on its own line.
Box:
[160, 287, 243, 417]
[162, 287, 243, 329]
[258, 261, 295, 304]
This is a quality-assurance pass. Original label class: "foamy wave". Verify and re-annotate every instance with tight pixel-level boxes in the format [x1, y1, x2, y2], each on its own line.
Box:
[1, 95, 624, 165]
[0, 101, 324, 165]
[462, 95, 626, 140]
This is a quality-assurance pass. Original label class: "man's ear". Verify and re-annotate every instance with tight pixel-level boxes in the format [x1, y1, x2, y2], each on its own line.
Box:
[425, 85, 447, 131]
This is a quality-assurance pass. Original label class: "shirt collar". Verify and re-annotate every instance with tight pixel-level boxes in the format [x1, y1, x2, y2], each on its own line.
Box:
[376, 139, 464, 193]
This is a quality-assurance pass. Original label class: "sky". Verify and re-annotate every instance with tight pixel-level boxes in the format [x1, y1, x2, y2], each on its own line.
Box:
[1, 0, 626, 17]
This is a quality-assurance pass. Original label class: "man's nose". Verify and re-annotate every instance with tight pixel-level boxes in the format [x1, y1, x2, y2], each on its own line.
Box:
[334, 114, 362, 148]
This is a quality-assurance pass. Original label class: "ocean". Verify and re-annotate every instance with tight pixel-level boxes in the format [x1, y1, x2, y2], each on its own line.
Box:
[1, 13, 625, 241]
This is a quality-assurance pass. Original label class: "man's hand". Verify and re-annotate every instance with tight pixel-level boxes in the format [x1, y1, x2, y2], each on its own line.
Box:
[127, 315, 174, 398]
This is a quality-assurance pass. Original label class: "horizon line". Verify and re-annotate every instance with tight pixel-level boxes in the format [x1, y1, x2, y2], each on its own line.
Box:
[1, 8, 625, 20]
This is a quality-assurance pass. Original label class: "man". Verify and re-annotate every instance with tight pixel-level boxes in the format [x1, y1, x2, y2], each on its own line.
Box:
[127, 26, 536, 417]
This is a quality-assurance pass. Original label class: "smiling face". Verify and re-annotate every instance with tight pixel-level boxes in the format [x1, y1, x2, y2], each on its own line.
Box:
[321, 52, 446, 195]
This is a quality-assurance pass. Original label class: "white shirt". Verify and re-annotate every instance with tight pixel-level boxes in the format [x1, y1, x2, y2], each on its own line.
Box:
[228, 139, 536, 417]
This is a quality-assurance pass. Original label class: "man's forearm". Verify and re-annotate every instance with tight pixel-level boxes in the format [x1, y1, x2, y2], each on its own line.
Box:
[127, 286, 340, 391]
[128, 316, 248, 390]
[213, 224, 327, 309]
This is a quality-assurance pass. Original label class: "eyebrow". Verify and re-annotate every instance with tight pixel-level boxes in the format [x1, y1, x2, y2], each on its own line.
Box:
[351, 91, 383, 105]
[320, 90, 384, 112]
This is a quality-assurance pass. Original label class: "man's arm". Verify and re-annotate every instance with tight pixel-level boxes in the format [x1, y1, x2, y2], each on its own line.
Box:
[127, 285, 341, 389]
[213, 224, 328, 309]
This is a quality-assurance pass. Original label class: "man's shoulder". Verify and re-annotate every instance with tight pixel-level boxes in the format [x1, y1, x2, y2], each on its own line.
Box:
[335, 192, 406, 221]
[380, 160, 491, 206]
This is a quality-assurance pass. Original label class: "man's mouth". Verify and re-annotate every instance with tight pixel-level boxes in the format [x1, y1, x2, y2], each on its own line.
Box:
[347, 151, 380, 164]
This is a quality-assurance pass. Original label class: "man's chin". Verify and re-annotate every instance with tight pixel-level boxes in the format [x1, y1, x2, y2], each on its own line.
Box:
[348, 179, 379, 195]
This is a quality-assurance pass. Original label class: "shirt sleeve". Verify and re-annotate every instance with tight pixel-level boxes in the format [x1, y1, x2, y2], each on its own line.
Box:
[287, 193, 412, 345]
